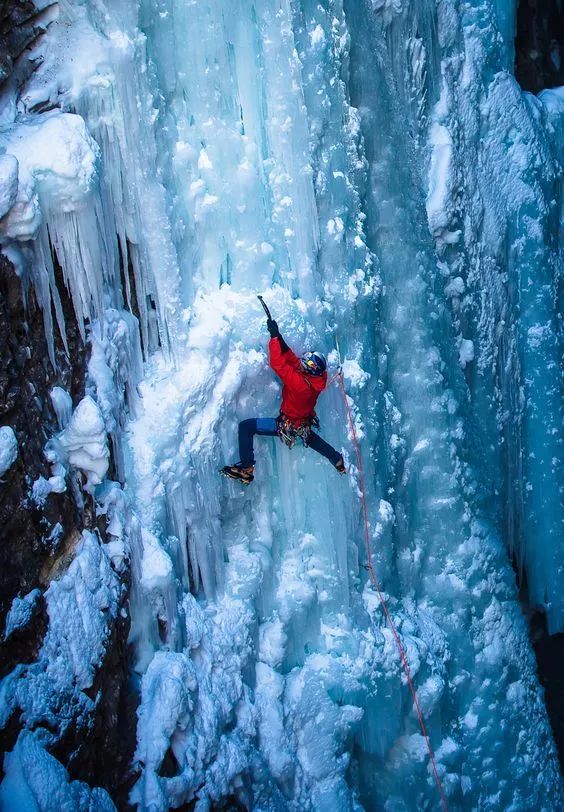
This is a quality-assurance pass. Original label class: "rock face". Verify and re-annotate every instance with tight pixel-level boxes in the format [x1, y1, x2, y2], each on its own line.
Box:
[0, 0, 36, 82]
[0, 255, 135, 803]
[0, 254, 87, 631]
[515, 0, 564, 92]
[0, 3, 136, 803]
[0, 0, 53, 90]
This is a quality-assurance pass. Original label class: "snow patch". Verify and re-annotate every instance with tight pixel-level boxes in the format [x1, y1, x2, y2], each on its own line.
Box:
[426, 119, 454, 236]
[459, 339, 475, 368]
[310, 25, 326, 48]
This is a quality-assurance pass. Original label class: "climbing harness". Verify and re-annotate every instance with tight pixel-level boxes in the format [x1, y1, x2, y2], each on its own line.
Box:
[334, 367, 450, 812]
[276, 413, 320, 449]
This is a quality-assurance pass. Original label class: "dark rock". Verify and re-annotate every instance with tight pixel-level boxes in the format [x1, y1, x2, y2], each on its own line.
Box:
[515, 0, 564, 93]
[0, 253, 87, 628]
[0, 252, 137, 803]
[0, 0, 54, 88]
[520, 579, 564, 772]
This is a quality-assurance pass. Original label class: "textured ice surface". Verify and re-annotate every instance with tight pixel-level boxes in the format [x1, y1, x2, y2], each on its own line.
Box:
[0, 529, 122, 806]
[88, 309, 143, 483]
[0, 153, 18, 219]
[0, 730, 115, 812]
[0, 425, 18, 477]
[4, 590, 41, 640]
[0, 0, 562, 809]
[0, 112, 98, 240]
[54, 396, 110, 495]
[123, 1, 562, 808]
[50, 387, 73, 431]
[0, 531, 121, 731]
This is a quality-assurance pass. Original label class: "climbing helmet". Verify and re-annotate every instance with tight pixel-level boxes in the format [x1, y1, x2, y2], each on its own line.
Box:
[301, 351, 327, 376]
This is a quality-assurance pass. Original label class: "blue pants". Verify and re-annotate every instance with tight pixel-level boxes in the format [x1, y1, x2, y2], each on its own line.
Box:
[238, 418, 342, 468]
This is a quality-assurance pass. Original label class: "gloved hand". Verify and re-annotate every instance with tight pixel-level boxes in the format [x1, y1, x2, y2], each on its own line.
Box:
[267, 318, 280, 338]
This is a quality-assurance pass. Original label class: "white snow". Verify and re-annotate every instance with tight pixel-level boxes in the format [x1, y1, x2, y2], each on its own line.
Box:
[0, 112, 98, 240]
[0, 527, 121, 793]
[341, 358, 370, 389]
[459, 339, 475, 368]
[426, 116, 454, 237]
[445, 277, 465, 298]
[88, 309, 143, 481]
[310, 25, 326, 48]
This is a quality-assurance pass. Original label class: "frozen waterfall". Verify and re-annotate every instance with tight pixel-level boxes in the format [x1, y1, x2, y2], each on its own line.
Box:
[0, 0, 562, 810]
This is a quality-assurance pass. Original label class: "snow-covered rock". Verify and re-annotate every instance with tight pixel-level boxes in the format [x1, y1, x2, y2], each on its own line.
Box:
[0, 112, 98, 241]
[0, 153, 18, 219]
[0, 730, 115, 812]
[4, 589, 41, 640]
[57, 396, 109, 495]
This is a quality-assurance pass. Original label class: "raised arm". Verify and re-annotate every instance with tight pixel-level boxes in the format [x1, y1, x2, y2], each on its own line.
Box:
[269, 338, 311, 391]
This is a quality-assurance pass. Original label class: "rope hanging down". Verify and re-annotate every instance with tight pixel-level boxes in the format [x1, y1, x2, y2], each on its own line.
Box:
[335, 370, 449, 812]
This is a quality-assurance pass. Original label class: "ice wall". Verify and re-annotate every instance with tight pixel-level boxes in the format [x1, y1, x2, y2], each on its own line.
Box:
[0, 0, 562, 810]
[125, 0, 562, 808]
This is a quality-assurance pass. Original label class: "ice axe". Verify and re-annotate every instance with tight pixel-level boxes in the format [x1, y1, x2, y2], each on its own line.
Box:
[257, 295, 273, 321]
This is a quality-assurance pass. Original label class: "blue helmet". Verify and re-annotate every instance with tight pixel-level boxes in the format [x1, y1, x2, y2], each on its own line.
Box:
[301, 351, 327, 376]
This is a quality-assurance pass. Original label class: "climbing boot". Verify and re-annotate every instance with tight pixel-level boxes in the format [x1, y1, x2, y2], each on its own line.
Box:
[221, 463, 255, 485]
[335, 457, 347, 476]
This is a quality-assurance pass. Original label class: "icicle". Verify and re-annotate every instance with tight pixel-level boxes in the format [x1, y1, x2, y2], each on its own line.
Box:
[50, 387, 73, 430]
[164, 482, 190, 590]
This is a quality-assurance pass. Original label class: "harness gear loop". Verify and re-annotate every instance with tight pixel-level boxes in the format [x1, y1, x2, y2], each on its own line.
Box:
[276, 413, 320, 449]
[335, 369, 450, 812]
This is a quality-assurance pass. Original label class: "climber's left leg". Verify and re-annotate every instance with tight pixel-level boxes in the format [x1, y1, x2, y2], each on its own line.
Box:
[307, 432, 346, 473]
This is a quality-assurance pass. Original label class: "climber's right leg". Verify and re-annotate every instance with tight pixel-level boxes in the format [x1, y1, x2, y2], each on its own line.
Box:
[221, 418, 278, 485]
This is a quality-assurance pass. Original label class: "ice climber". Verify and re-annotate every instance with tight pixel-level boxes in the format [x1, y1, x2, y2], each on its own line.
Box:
[221, 311, 346, 485]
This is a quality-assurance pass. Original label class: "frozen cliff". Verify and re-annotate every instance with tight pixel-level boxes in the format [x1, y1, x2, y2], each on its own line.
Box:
[0, 1, 562, 810]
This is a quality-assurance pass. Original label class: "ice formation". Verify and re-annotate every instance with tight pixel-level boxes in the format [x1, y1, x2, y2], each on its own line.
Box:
[0, 531, 121, 728]
[3, 589, 41, 640]
[47, 395, 110, 496]
[0, 730, 114, 812]
[50, 386, 73, 431]
[0, 0, 562, 810]
[0, 425, 18, 477]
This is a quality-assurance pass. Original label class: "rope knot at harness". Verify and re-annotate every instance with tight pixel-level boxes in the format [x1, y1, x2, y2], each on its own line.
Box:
[335, 369, 449, 812]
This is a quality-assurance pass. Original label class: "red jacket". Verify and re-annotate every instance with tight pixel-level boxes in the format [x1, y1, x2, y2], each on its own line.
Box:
[269, 338, 327, 424]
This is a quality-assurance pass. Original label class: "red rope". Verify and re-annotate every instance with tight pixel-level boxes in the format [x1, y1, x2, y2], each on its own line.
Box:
[336, 371, 449, 812]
